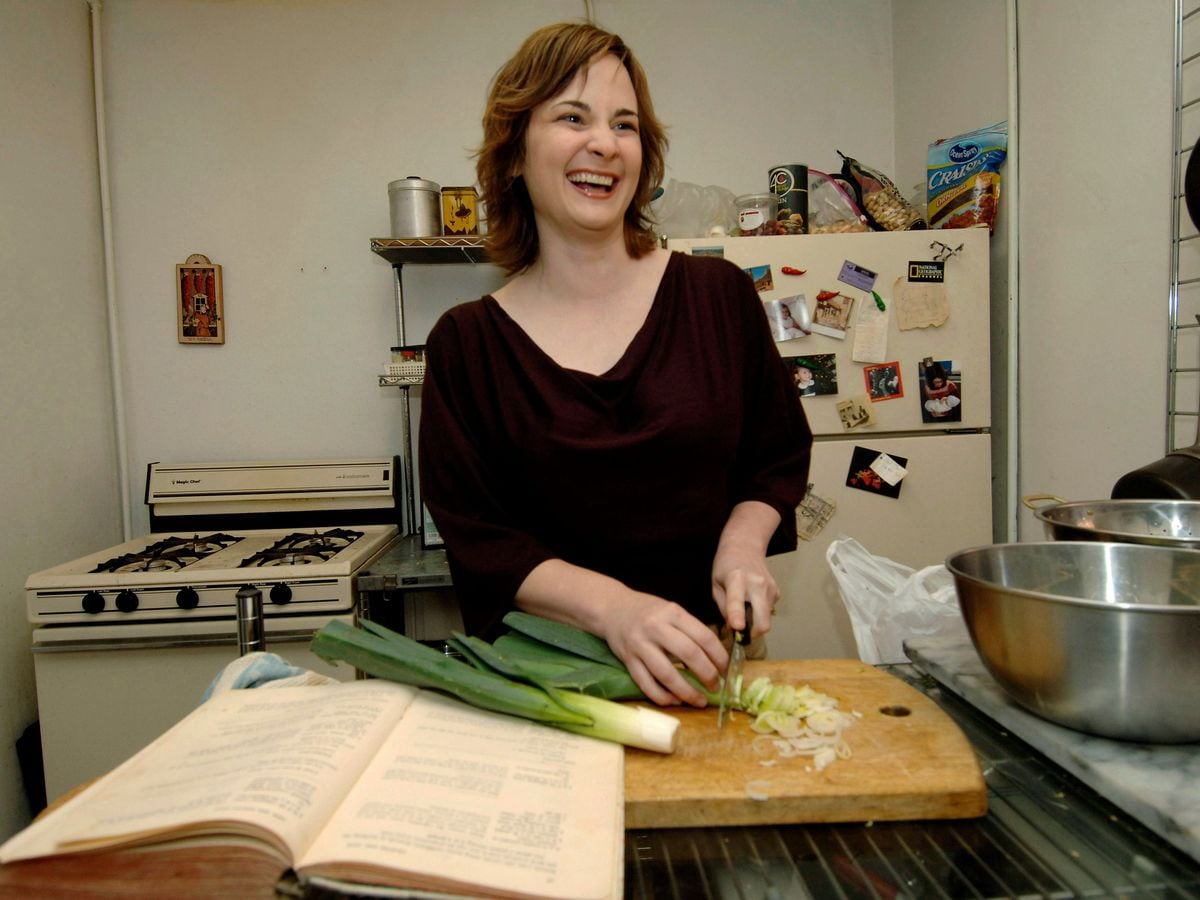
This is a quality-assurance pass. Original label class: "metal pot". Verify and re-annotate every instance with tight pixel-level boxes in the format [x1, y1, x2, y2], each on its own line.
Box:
[1111, 314, 1200, 499]
[947, 541, 1200, 743]
[1023, 495, 1200, 549]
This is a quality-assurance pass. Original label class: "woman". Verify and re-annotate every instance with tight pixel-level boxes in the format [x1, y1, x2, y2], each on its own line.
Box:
[419, 22, 812, 707]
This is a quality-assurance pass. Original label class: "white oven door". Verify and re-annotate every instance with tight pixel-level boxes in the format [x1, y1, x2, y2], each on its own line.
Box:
[32, 614, 356, 802]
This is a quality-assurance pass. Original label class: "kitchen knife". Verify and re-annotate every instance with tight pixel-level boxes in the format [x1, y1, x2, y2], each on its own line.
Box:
[717, 601, 753, 730]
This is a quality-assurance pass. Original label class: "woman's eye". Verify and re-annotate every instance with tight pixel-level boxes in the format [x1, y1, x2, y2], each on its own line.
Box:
[615, 121, 638, 133]
[560, 113, 582, 124]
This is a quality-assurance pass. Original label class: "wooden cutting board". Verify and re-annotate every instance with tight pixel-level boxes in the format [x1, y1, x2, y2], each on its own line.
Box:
[624, 659, 987, 828]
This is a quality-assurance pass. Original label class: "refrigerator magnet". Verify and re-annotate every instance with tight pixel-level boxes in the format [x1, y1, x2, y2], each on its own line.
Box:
[836, 395, 875, 430]
[786, 353, 837, 397]
[765, 295, 811, 341]
[846, 446, 908, 499]
[893, 274, 949, 330]
[811, 291, 855, 339]
[864, 361, 904, 401]
[795, 485, 837, 541]
[851, 301, 890, 364]
[918, 358, 963, 423]
[743, 264, 774, 293]
[838, 259, 878, 292]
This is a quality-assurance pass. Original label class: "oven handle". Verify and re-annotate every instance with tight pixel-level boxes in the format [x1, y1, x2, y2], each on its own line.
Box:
[31, 631, 318, 654]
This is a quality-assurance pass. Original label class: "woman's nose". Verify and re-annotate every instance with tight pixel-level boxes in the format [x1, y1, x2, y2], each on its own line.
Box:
[586, 125, 618, 157]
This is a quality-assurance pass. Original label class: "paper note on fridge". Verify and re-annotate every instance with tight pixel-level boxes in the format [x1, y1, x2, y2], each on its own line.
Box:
[870, 453, 908, 486]
[852, 303, 890, 364]
[893, 275, 949, 330]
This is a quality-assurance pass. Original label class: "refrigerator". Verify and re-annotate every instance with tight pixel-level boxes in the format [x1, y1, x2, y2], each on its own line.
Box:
[668, 228, 993, 660]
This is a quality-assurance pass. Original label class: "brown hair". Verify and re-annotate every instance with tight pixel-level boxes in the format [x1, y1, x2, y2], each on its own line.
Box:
[476, 22, 667, 276]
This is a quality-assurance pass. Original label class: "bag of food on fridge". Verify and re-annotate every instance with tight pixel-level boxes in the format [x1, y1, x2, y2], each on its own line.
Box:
[807, 169, 870, 234]
[927, 121, 1008, 232]
[837, 150, 927, 232]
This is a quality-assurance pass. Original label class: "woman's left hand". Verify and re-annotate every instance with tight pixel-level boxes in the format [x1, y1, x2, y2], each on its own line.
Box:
[711, 539, 778, 637]
[712, 501, 782, 635]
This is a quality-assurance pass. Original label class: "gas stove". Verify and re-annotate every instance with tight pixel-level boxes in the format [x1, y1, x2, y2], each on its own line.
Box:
[26, 458, 402, 628]
[26, 524, 399, 625]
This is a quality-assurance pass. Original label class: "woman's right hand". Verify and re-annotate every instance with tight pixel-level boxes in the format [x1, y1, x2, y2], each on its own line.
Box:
[597, 591, 728, 708]
[514, 560, 727, 708]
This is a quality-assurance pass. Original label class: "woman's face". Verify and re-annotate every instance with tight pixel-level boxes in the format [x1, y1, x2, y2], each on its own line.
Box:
[519, 53, 642, 246]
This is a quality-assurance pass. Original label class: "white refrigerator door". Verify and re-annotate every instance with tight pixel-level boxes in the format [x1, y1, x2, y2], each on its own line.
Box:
[668, 229, 991, 435]
[766, 432, 992, 660]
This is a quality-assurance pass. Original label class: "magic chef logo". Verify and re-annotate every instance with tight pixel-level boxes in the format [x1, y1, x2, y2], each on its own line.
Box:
[171, 478, 202, 485]
[948, 142, 979, 164]
[336, 474, 370, 479]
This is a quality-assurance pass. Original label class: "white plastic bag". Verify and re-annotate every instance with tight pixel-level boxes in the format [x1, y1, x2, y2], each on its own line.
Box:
[825, 536, 965, 664]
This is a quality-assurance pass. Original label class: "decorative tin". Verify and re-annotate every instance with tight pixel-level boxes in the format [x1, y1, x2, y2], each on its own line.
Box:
[441, 185, 479, 236]
[769, 164, 809, 234]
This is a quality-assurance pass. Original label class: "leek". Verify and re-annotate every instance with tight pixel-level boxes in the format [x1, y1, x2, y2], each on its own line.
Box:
[311, 619, 679, 753]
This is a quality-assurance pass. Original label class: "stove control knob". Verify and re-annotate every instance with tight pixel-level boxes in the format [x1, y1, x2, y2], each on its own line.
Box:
[269, 583, 293, 605]
[82, 591, 105, 614]
[115, 589, 139, 613]
[176, 587, 200, 610]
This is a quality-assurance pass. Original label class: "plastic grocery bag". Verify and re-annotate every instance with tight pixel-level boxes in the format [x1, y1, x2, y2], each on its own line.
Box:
[825, 536, 965, 664]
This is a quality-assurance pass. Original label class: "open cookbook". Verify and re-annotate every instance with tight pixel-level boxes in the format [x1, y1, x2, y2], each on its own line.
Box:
[0, 680, 624, 900]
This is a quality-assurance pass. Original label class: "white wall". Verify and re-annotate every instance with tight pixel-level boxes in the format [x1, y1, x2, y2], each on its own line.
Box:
[1, 0, 121, 838]
[892, 0, 1010, 537]
[1015, 0, 1175, 536]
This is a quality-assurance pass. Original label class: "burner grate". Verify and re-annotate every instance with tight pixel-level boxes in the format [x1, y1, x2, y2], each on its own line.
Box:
[90, 533, 241, 574]
[239, 528, 364, 568]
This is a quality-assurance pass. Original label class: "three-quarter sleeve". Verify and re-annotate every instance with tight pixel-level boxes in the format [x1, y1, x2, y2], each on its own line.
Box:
[418, 310, 556, 638]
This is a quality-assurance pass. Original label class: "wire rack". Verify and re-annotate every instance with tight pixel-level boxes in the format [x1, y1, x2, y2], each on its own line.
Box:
[1172, 2, 1200, 450]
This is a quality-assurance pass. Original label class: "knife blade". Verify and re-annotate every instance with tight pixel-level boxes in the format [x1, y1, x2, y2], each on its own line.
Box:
[717, 601, 753, 730]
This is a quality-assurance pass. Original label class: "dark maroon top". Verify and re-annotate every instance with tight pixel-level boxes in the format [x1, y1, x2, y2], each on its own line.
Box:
[418, 251, 813, 638]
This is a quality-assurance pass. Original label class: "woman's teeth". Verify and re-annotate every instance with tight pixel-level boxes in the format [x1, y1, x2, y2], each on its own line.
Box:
[568, 173, 614, 192]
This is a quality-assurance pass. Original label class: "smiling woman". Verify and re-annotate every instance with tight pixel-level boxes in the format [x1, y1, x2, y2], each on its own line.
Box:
[475, 23, 666, 276]
[418, 21, 813, 711]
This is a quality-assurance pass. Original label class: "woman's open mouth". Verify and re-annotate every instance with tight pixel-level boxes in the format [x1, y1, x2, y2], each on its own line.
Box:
[567, 172, 616, 195]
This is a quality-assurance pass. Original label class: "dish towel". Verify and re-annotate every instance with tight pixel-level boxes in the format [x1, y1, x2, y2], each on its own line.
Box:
[201, 651, 338, 702]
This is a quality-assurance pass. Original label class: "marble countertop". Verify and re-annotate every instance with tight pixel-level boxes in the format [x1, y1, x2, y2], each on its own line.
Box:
[905, 632, 1200, 863]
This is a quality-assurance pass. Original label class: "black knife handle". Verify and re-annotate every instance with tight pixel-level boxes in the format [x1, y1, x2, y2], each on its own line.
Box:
[737, 601, 753, 646]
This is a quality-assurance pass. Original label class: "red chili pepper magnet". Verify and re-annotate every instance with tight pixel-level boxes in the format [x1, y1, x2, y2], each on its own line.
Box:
[816, 290, 840, 301]
[781, 266, 806, 276]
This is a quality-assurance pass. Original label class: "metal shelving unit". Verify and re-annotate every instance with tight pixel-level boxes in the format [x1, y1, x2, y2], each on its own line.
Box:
[369, 236, 490, 538]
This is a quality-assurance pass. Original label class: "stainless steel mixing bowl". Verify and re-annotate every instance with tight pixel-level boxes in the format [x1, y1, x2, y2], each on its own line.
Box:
[1030, 497, 1200, 549]
[946, 541, 1200, 743]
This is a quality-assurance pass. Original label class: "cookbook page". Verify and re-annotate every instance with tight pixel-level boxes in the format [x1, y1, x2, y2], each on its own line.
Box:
[299, 691, 624, 900]
[0, 681, 418, 863]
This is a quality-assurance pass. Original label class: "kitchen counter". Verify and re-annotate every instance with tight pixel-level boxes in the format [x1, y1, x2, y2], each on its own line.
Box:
[904, 632, 1200, 864]
[622, 661, 1200, 899]
[3, 660, 1198, 898]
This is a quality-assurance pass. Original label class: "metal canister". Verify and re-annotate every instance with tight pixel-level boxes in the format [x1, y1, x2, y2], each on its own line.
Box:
[388, 176, 442, 237]
[442, 185, 479, 236]
[768, 164, 809, 234]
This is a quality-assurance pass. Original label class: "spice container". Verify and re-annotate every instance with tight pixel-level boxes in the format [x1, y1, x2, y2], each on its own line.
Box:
[441, 186, 479, 236]
[735, 193, 778, 236]
[388, 177, 442, 238]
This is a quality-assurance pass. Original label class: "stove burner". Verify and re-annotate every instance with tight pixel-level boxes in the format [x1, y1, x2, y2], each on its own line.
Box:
[239, 529, 363, 568]
[90, 533, 241, 574]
